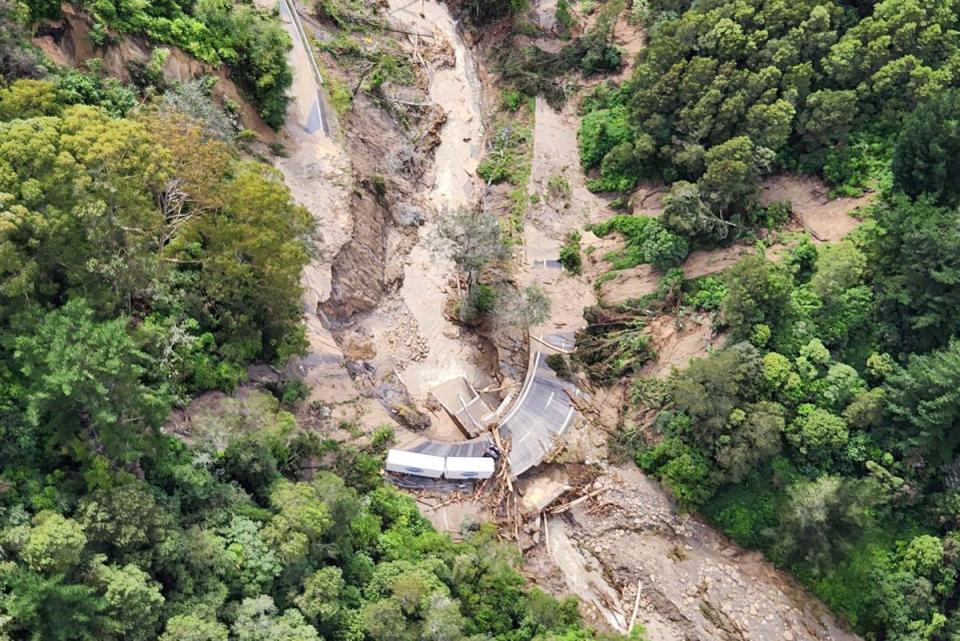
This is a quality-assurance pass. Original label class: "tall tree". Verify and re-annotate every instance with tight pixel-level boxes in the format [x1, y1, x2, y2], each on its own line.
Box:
[770, 475, 877, 573]
[869, 195, 960, 353]
[14, 299, 169, 463]
[892, 89, 960, 204]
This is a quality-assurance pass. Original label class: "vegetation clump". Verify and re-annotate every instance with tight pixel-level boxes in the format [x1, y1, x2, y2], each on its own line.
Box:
[22, 0, 295, 127]
[589, 215, 689, 271]
[494, 0, 624, 107]
[575, 306, 656, 382]
[578, 0, 960, 237]
[559, 232, 583, 274]
[477, 124, 532, 185]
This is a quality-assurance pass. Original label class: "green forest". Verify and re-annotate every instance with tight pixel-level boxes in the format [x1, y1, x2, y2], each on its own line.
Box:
[572, 0, 960, 639]
[577, 0, 960, 242]
[7, 0, 960, 637]
[0, 4, 624, 641]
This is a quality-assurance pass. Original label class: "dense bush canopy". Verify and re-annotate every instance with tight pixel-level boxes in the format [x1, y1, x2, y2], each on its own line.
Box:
[628, 189, 960, 638]
[578, 0, 960, 239]
[588, 13, 960, 626]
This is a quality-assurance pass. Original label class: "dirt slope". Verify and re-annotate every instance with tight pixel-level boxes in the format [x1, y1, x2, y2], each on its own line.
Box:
[33, 2, 275, 138]
[526, 465, 859, 641]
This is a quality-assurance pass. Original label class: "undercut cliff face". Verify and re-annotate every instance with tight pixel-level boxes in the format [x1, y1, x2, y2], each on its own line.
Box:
[323, 183, 390, 321]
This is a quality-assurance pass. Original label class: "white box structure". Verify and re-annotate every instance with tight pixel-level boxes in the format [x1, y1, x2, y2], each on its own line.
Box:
[385, 450, 445, 478]
[444, 456, 495, 480]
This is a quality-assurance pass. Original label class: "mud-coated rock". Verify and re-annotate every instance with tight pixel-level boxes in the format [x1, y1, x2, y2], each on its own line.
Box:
[393, 202, 425, 227]
[392, 402, 431, 431]
[342, 334, 376, 360]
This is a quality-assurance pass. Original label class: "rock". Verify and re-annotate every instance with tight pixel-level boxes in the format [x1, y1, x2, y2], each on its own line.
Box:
[323, 186, 389, 321]
[391, 402, 431, 431]
[383, 259, 405, 289]
[393, 202, 425, 227]
[247, 364, 280, 385]
[518, 473, 570, 515]
[343, 335, 376, 360]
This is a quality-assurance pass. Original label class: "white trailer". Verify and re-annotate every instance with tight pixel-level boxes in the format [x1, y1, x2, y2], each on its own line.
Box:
[385, 450, 445, 478]
[444, 456, 496, 480]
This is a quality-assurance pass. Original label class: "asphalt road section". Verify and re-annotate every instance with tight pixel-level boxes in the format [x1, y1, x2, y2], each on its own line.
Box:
[498, 346, 578, 476]
[278, 0, 327, 135]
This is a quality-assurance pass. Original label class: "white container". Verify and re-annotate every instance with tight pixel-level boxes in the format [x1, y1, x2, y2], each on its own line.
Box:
[385, 450, 445, 478]
[444, 456, 496, 480]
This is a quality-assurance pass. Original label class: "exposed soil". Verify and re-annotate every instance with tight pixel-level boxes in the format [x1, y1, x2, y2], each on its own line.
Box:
[312, 0, 499, 420]
[594, 171, 871, 307]
[34, 2, 276, 139]
[598, 242, 785, 305]
[524, 465, 860, 641]
[640, 313, 721, 378]
[761, 174, 873, 242]
[118, 0, 867, 635]
[522, 89, 616, 338]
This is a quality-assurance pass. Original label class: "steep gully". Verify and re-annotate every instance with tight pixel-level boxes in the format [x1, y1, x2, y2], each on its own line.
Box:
[273, 2, 863, 640]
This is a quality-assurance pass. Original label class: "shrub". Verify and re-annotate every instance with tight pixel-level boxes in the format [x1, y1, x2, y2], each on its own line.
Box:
[642, 223, 690, 270]
[686, 276, 727, 312]
[501, 88, 525, 112]
[577, 105, 633, 169]
[545, 353, 572, 380]
[547, 173, 572, 201]
[759, 200, 792, 230]
[559, 232, 583, 274]
[321, 67, 352, 117]
[369, 425, 396, 453]
[586, 140, 644, 192]
[477, 125, 531, 185]
[462, 0, 529, 25]
[277, 378, 309, 406]
[460, 283, 496, 323]
[555, 0, 575, 31]
[637, 436, 716, 506]
[591, 215, 689, 270]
